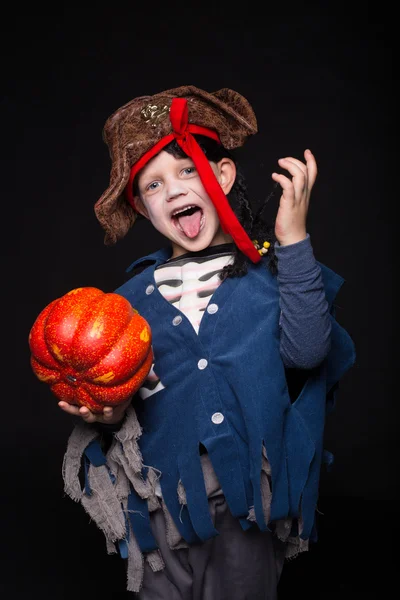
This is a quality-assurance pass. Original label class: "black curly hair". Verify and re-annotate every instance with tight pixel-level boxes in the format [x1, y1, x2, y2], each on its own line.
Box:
[134, 134, 278, 279]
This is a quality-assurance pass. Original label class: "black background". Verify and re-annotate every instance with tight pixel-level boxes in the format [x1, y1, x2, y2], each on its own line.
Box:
[2, 5, 395, 599]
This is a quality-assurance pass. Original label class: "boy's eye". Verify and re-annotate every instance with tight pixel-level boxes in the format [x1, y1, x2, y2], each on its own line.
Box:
[147, 181, 160, 191]
[182, 166, 196, 175]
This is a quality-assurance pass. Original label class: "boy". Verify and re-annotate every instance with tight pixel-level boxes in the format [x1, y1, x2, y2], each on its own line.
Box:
[60, 86, 355, 598]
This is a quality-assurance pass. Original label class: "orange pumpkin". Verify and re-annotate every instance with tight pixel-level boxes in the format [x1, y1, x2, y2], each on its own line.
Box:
[29, 287, 153, 413]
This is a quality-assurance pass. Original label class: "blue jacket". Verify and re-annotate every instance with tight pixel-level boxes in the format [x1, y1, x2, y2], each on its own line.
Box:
[109, 248, 355, 550]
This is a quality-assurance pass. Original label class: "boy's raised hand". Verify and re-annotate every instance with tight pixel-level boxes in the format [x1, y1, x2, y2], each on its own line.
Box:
[272, 149, 317, 247]
[58, 398, 131, 425]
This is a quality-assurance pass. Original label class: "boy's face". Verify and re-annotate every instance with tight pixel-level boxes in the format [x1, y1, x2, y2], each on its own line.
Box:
[134, 150, 236, 259]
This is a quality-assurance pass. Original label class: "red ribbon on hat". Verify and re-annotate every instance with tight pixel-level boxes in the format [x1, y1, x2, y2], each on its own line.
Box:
[126, 98, 261, 263]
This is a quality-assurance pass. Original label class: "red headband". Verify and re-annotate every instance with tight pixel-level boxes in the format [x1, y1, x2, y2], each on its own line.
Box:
[125, 98, 261, 263]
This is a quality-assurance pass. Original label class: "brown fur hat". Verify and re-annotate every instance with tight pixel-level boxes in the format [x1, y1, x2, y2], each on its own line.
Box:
[94, 85, 257, 245]
[94, 85, 258, 244]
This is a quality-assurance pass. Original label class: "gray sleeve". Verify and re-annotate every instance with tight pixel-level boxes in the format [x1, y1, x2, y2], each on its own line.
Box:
[275, 234, 332, 369]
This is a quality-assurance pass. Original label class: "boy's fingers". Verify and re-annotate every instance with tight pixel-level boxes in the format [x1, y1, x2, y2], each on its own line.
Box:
[58, 401, 80, 416]
[278, 157, 307, 176]
[304, 149, 318, 188]
[59, 400, 128, 424]
[102, 407, 114, 421]
[79, 406, 96, 422]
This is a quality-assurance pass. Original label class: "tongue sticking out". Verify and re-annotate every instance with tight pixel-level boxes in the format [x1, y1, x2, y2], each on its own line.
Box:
[177, 210, 202, 239]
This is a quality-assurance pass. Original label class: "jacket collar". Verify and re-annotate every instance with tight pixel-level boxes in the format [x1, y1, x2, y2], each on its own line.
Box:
[125, 242, 236, 275]
[125, 247, 172, 274]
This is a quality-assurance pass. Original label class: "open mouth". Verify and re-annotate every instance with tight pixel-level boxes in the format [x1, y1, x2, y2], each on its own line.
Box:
[171, 205, 205, 239]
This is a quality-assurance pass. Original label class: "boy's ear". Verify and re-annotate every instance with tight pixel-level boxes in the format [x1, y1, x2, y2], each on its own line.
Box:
[133, 196, 149, 219]
[216, 158, 237, 195]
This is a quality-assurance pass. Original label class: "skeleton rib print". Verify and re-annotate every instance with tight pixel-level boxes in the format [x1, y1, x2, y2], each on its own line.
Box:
[138, 250, 234, 400]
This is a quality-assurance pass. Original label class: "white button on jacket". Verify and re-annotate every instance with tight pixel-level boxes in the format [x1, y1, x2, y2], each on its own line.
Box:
[207, 303, 219, 314]
[211, 412, 224, 424]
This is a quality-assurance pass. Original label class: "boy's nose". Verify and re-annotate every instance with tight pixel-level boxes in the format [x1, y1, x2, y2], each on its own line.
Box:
[165, 179, 188, 201]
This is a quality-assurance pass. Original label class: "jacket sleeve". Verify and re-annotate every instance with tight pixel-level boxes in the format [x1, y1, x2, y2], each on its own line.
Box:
[275, 234, 332, 369]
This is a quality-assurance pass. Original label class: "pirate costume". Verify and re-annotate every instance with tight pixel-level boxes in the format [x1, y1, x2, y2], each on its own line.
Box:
[62, 86, 355, 598]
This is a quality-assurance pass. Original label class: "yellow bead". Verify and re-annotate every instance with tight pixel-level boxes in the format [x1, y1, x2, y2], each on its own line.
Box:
[258, 249, 263, 255]
[263, 241, 271, 249]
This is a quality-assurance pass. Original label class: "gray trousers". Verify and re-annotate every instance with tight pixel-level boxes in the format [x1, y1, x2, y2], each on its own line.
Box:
[135, 494, 287, 600]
